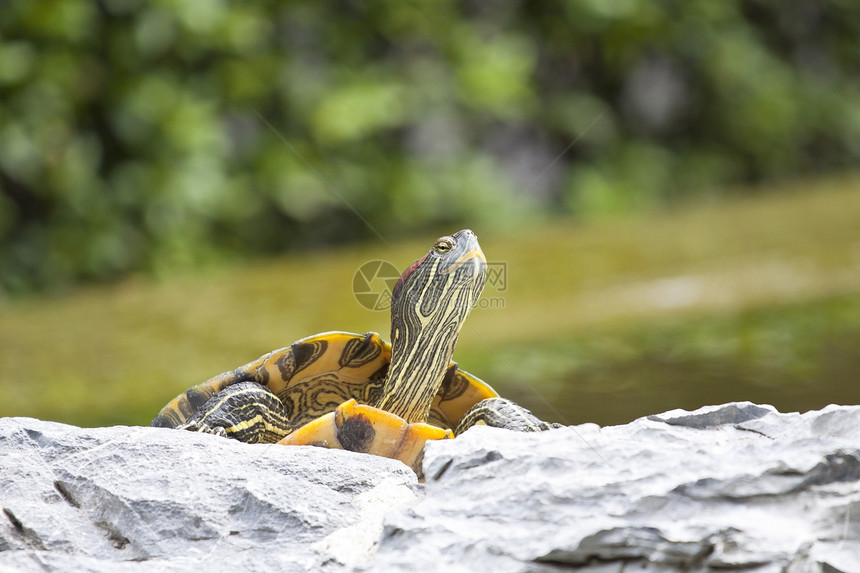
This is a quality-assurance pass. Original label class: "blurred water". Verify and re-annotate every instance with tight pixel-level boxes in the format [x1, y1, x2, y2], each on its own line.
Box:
[483, 295, 860, 426]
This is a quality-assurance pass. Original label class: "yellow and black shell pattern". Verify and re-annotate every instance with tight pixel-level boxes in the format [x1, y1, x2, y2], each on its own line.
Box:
[151, 331, 500, 432]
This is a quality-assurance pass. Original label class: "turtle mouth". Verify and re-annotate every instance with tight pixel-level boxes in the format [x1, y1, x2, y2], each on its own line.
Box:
[443, 244, 486, 278]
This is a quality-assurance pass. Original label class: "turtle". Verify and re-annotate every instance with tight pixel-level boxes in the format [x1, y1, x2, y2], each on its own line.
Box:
[151, 229, 558, 474]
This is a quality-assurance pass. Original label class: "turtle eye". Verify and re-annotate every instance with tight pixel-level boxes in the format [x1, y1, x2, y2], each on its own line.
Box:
[433, 237, 454, 254]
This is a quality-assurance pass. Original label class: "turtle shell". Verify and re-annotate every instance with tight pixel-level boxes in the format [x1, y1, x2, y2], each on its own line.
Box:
[151, 331, 499, 431]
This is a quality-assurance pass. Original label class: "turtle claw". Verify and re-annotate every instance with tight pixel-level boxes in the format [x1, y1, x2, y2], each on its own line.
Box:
[177, 421, 229, 438]
[278, 399, 452, 476]
[205, 425, 230, 438]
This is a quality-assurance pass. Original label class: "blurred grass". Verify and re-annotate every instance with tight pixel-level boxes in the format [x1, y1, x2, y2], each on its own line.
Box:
[1, 175, 859, 427]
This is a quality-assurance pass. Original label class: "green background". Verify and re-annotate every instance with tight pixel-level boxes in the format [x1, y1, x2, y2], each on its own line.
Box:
[1, 1, 859, 427]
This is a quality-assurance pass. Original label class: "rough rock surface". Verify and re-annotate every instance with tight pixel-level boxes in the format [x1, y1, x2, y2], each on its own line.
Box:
[0, 419, 419, 572]
[2, 402, 859, 572]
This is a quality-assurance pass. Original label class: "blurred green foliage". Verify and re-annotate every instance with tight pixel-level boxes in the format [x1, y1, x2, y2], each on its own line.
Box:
[1, 0, 859, 293]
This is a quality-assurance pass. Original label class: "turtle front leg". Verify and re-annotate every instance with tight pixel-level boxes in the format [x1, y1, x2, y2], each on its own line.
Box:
[278, 399, 453, 475]
[178, 381, 293, 444]
[454, 397, 561, 435]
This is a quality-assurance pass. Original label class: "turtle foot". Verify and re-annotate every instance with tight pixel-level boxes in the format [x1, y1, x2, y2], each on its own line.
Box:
[278, 399, 452, 476]
[455, 397, 559, 435]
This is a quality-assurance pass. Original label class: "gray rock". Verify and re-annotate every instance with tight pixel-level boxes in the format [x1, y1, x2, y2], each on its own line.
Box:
[0, 418, 419, 572]
[370, 402, 860, 572]
[2, 402, 859, 572]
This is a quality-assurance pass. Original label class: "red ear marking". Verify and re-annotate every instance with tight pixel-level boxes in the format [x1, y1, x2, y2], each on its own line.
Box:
[392, 253, 428, 304]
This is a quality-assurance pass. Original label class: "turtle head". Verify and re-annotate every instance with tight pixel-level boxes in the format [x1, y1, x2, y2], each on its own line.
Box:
[377, 229, 487, 423]
[390, 229, 487, 313]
